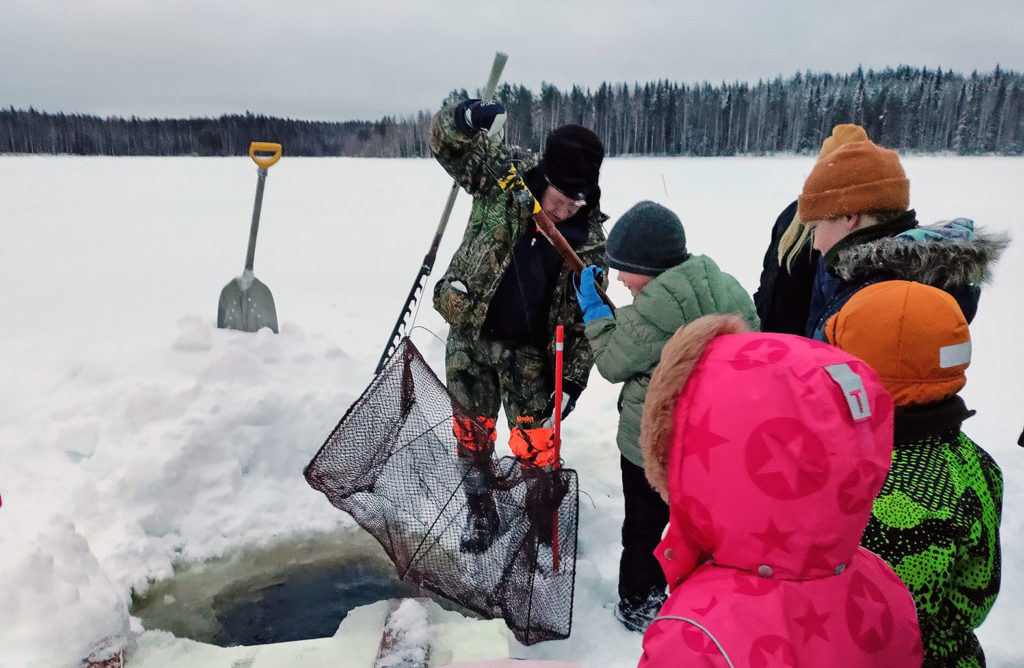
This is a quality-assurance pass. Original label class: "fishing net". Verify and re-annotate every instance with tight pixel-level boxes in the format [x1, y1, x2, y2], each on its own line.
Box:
[304, 338, 578, 645]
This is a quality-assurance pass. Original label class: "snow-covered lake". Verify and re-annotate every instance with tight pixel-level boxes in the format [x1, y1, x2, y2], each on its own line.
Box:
[1, 154, 1021, 667]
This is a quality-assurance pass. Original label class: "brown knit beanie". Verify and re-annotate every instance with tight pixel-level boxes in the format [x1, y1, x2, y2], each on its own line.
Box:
[797, 140, 910, 222]
[817, 124, 869, 163]
[825, 281, 971, 407]
[783, 124, 869, 238]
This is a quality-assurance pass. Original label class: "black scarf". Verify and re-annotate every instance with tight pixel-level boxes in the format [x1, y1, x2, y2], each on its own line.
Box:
[893, 395, 975, 444]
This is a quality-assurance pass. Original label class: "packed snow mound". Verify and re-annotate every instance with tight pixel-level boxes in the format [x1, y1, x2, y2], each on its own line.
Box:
[0, 511, 128, 666]
[0, 315, 369, 665]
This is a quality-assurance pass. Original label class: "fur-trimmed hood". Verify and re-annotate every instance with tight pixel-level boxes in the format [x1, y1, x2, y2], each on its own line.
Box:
[830, 217, 1010, 291]
[639, 314, 896, 583]
[640, 315, 751, 502]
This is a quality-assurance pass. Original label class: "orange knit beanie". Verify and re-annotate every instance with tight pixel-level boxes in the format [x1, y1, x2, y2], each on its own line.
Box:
[825, 281, 971, 407]
[817, 124, 868, 163]
[788, 124, 870, 226]
[798, 140, 910, 222]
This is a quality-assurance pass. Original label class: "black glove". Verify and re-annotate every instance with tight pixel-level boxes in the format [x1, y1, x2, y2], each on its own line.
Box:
[455, 99, 507, 137]
[542, 379, 583, 427]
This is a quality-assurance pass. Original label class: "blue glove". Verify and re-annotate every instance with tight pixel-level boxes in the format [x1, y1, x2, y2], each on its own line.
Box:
[456, 99, 507, 137]
[574, 265, 612, 324]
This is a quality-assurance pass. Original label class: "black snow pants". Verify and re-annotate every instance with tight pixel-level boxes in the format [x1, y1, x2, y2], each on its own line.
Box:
[618, 456, 670, 604]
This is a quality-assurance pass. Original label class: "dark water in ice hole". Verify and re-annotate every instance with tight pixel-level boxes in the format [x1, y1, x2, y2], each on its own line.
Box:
[130, 530, 468, 646]
[214, 558, 424, 645]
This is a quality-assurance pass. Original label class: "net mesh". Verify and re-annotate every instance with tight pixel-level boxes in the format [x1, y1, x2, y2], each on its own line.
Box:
[304, 338, 578, 645]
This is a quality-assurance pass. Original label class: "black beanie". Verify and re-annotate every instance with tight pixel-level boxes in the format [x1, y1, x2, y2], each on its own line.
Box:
[543, 125, 604, 201]
[606, 201, 689, 276]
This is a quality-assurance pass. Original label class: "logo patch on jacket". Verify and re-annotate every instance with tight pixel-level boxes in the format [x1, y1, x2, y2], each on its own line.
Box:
[825, 363, 871, 421]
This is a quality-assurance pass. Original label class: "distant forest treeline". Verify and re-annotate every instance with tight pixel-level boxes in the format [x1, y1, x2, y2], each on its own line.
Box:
[3, 66, 1023, 157]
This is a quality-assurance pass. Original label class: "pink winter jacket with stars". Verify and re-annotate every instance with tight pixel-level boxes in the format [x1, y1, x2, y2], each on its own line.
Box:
[637, 315, 923, 668]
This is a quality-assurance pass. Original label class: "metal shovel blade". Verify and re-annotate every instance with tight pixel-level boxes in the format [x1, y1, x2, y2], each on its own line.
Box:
[217, 269, 279, 333]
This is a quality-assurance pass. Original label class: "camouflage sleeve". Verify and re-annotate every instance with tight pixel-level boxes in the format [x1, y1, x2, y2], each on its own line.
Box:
[429, 101, 509, 198]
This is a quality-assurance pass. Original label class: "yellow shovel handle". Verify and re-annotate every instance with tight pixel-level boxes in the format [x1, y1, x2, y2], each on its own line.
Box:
[249, 142, 282, 169]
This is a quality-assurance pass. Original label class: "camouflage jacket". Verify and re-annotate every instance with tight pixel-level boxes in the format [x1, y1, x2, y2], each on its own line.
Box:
[429, 101, 608, 389]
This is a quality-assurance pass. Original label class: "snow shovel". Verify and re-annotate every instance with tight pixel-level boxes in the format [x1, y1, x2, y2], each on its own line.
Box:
[217, 142, 282, 333]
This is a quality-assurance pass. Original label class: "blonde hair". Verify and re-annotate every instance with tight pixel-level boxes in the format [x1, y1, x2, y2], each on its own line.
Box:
[777, 216, 813, 270]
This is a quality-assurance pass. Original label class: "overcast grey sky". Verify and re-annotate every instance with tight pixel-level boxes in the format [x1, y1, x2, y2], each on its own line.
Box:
[3, 0, 1022, 122]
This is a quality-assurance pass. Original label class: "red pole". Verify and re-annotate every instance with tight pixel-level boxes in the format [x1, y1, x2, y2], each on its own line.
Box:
[554, 326, 564, 458]
[552, 326, 564, 571]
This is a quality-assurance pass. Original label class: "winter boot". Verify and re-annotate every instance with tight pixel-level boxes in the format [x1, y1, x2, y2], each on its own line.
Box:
[614, 590, 668, 633]
[461, 491, 500, 553]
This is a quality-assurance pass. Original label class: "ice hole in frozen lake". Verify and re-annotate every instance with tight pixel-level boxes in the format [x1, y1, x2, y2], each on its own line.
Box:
[130, 528, 464, 646]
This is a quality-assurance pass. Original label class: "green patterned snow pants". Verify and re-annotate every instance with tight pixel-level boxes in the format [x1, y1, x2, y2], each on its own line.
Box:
[445, 328, 552, 430]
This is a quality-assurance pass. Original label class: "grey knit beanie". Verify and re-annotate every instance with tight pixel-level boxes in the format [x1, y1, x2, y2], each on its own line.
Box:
[605, 201, 689, 276]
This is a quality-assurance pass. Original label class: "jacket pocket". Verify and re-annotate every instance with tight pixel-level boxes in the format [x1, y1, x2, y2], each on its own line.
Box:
[434, 277, 472, 326]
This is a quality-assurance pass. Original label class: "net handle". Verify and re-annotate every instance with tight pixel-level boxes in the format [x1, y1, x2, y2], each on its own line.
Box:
[552, 325, 564, 571]
[554, 326, 563, 459]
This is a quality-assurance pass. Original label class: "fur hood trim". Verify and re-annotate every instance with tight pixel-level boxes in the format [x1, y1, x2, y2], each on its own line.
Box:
[832, 221, 1010, 289]
[639, 314, 752, 502]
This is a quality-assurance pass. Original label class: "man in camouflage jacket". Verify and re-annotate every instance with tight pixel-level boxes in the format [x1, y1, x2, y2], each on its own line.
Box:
[430, 98, 607, 551]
